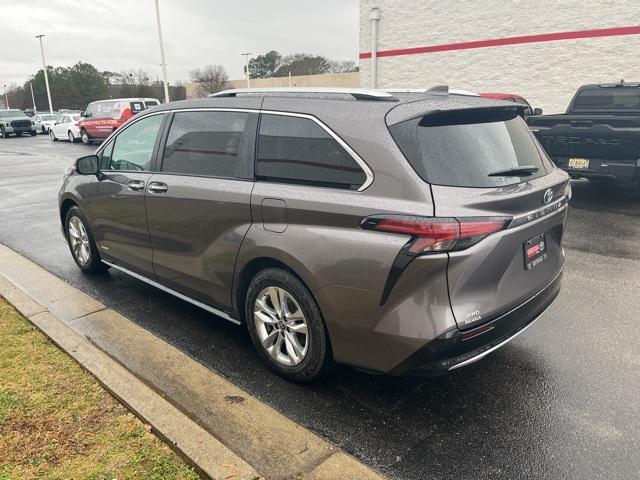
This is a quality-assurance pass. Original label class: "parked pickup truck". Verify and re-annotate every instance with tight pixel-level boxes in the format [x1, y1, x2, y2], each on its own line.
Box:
[529, 81, 640, 184]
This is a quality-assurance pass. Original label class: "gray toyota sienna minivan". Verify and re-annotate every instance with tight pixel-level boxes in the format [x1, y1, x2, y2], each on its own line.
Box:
[59, 87, 569, 382]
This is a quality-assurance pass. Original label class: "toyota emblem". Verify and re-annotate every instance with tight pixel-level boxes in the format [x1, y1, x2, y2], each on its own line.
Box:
[543, 188, 553, 204]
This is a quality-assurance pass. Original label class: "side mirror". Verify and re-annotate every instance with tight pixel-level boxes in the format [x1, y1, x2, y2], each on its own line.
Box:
[76, 155, 99, 175]
[533, 107, 543, 116]
[82, 112, 90, 118]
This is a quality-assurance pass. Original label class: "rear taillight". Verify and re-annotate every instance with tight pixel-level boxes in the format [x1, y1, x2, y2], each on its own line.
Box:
[361, 216, 510, 255]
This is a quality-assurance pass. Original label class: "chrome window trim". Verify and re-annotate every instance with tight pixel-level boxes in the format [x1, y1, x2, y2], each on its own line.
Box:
[96, 107, 375, 191]
[101, 259, 240, 325]
[114, 107, 374, 192]
[258, 109, 374, 191]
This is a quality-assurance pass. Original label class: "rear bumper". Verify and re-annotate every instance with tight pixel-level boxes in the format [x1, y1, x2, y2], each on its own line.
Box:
[390, 269, 562, 375]
[552, 157, 640, 183]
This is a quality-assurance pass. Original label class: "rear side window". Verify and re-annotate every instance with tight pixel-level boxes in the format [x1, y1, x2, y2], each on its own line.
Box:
[572, 87, 640, 112]
[256, 114, 366, 190]
[162, 111, 250, 179]
[389, 109, 546, 188]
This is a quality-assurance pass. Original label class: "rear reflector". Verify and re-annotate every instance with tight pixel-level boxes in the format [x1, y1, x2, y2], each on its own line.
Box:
[361, 215, 510, 255]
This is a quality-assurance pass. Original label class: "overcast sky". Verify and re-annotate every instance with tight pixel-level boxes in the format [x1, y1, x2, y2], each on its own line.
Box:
[0, 0, 359, 88]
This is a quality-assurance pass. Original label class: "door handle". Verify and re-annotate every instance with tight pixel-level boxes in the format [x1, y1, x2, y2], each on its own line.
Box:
[127, 180, 145, 191]
[148, 182, 168, 194]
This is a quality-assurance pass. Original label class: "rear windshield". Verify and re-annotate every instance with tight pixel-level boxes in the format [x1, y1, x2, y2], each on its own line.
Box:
[389, 109, 547, 188]
[572, 87, 640, 112]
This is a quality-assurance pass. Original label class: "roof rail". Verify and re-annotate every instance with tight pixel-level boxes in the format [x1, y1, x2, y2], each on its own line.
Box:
[209, 87, 396, 101]
[385, 87, 479, 97]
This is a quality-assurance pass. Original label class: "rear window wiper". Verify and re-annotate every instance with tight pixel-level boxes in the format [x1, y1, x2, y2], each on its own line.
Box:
[488, 165, 539, 177]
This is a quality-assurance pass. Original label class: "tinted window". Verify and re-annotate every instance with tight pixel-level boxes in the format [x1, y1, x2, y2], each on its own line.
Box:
[162, 111, 249, 178]
[572, 87, 640, 112]
[256, 114, 366, 189]
[100, 141, 114, 170]
[145, 100, 159, 107]
[389, 110, 546, 188]
[108, 114, 164, 171]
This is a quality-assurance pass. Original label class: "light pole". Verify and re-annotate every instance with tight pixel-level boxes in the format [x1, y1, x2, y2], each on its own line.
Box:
[35, 34, 54, 113]
[3, 84, 8, 109]
[154, 0, 170, 103]
[241, 53, 252, 88]
[29, 77, 37, 112]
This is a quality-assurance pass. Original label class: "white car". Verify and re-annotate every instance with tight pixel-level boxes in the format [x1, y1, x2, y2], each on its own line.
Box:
[49, 114, 82, 143]
[33, 113, 60, 134]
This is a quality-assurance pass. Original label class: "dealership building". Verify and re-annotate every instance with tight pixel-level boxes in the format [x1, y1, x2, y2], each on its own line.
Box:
[359, 0, 640, 113]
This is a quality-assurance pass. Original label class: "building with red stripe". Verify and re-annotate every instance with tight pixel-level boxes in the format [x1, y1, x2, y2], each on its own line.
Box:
[359, 1, 640, 113]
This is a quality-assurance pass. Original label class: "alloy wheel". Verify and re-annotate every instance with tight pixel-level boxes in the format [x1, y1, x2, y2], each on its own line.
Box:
[68, 131, 74, 142]
[254, 286, 309, 366]
[68, 216, 91, 265]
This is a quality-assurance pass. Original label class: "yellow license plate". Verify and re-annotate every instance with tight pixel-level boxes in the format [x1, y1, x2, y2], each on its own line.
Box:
[568, 158, 590, 169]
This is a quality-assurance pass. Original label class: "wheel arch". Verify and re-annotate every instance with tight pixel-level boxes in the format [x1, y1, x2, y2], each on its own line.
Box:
[232, 250, 321, 324]
[59, 196, 79, 236]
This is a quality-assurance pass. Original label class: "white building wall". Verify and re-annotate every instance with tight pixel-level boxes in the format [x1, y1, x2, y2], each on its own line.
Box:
[360, 0, 640, 113]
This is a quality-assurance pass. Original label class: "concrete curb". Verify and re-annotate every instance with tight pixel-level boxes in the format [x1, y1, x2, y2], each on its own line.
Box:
[0, 244, 386, 480]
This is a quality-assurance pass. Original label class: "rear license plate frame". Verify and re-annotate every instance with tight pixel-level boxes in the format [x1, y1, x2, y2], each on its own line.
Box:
[524, 233, 547, 270]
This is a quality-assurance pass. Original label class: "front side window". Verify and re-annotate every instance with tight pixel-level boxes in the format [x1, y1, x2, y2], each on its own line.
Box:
[100, 141, 114, 170]
[108, 114, 164, 171]
[256, 114, 366, 190]
[162, 111, 249, 178]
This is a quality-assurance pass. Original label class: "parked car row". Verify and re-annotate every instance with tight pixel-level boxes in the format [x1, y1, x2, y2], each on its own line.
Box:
[1, 97, 160, 144]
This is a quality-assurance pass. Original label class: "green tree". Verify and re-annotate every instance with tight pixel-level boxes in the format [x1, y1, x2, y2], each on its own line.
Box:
[248, 50, 282, 78]
[274, 54, 331, 77]
[29, 62, 108, 111]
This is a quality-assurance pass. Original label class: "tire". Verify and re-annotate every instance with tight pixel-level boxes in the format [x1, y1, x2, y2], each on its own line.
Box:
[41, 126, 46, 134]
[64, 206, 107, 274]
[0, 126, 8, 138]
[68, 130, 76, 143]
[245, 268, 331, 382]
[80, 129, 91, 145]
[49, 129, 58, 141]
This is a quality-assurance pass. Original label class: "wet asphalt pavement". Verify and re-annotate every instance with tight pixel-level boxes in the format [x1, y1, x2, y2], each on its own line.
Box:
[1, 135, 639, 480]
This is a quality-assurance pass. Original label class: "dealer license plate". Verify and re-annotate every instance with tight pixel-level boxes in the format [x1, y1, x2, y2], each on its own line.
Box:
[524, 234, 547, 270]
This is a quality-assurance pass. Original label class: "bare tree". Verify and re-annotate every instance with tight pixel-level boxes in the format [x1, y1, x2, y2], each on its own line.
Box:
[328, 60, 359, 73]
[190, 65, 229, 97]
